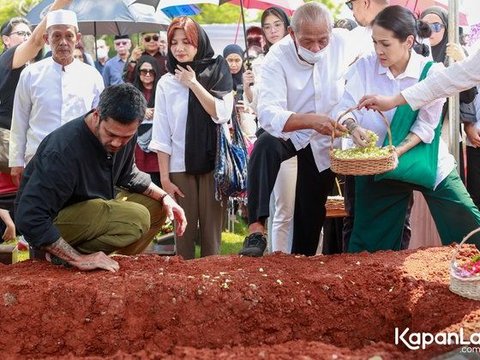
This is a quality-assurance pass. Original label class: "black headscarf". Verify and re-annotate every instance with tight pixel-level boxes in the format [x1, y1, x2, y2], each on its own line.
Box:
[167, 20, 233, 174]
[261, 7, 290, 53]
[420, 7, 477, 105]
[223, 44, 244, 91]
[420, 6, 448, 65]
[132, 55, 160, 108]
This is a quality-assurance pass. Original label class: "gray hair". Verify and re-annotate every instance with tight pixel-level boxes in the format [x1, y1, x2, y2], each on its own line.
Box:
[290, 2, 333, 33]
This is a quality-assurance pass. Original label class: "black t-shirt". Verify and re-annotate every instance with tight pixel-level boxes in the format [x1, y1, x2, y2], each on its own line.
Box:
[14, 116, 152, 248]
[0, 45, 25, 130]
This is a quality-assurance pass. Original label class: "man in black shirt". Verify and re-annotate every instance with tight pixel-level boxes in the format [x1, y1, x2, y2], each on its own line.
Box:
[15, 84, 187, 272]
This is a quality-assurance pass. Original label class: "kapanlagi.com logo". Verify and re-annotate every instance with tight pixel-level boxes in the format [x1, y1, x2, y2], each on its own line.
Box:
[395, 327, 480, 350]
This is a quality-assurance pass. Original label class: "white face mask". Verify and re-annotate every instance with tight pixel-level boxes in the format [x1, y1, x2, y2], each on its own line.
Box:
[297, 45, 325, 64]
[96, 48, 108, 59]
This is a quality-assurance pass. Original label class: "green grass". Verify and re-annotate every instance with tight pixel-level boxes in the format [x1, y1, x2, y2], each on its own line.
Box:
[194, 217, 248, 258]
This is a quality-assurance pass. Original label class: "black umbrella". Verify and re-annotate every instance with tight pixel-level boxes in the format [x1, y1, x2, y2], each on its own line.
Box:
[26, 0, 170, 35]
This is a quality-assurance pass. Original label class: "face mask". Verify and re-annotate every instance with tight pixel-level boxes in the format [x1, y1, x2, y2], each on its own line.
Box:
[96, 48, 108, 59]
[297, 45, 325, 64]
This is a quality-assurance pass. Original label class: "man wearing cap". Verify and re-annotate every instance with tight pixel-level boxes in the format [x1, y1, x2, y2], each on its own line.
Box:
[123, 31, 167, 84]
[102, 34, 131, 87]
[9, 9, 104, 186]
[0, 0, 72, 175]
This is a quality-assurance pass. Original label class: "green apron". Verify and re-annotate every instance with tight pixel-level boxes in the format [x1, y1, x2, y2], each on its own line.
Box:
[375, 61, 441, 190]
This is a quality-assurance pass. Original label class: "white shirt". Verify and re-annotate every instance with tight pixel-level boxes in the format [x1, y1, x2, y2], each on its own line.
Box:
[334, 52, 454, 188]
[149, 73, 234, 173]
[402, 49, 480, 110]
[257, 29, 361, 172]
[10, 58, 104, 167]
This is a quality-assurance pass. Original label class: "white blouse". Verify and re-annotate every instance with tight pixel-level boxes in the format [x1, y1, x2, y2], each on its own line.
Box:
[149, 72, 234, 173]
[334, 51, 455, 188]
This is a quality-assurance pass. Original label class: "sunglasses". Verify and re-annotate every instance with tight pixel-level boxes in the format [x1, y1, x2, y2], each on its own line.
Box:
[345, 0, 357, 10]
[144, 35, 159, 43]
[114, 40, 129, 46]
[140, 69, 155, 76]
[429, 22, 445, 33]
[10, 30, 31, 37]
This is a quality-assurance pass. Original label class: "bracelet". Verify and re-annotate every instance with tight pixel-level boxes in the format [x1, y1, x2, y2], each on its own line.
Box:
[159, 193, 168, 204]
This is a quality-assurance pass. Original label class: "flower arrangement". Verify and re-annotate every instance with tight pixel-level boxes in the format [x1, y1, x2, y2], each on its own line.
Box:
[454, 254, 480, 278]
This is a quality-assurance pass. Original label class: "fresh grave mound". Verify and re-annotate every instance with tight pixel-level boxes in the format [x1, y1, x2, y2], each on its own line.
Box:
[0, 246, 479, 359]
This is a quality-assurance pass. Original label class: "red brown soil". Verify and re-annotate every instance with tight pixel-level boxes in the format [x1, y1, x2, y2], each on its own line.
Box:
[1, 246, 479, 359]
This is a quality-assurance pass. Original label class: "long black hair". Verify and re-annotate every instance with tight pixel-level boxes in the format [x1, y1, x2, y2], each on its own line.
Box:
[372, 5, 432, 57]
[132, 55, 160, 108]
[261, 7, 290, 53]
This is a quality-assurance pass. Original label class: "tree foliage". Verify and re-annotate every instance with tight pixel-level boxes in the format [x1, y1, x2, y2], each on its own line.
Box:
[194, 0, 342, 24]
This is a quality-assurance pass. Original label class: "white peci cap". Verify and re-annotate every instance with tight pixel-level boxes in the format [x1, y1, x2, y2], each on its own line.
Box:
[46, 9, 78, 30]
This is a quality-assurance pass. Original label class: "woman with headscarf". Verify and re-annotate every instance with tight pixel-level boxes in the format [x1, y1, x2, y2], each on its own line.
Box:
[421, 6, 477, 182]
[132, 55, 161, 186]
[149, 17, 233, 260]
[223, 43, 244, 99]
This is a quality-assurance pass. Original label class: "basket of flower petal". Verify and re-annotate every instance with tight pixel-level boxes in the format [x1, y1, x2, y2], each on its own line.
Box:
[450, 227, 480, 301]
[330, 108, 397, 176]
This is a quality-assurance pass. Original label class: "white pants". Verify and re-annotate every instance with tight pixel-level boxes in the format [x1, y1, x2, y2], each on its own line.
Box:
[268, 156, 297, 253]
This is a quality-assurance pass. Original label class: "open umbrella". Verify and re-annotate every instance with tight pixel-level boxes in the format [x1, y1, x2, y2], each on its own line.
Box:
[220, 0, 303, 15]
[130, 0, 161, 8]
[26, 0, 171, 35]
[219, 0, 303, 64]
[128, 0, 201, 18]
[389, 0, 469, 25]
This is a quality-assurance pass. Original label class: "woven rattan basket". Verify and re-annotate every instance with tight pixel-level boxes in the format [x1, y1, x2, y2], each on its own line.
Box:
[450, 228, 480, 301]
[330, 108, 397, 176]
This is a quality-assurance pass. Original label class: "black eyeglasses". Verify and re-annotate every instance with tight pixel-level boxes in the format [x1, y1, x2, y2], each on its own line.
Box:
[10, 30, 31, 37]
[429, 22, 445, 33]
[140, 69, 155, 76]
[114, 40, 129, 46]
[345, 0, 357, 10]
[144, 35, 159, 43]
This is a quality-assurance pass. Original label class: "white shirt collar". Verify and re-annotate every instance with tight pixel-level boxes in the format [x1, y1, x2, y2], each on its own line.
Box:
[51, 57, 78, 72]
[377, 51, 424, 80]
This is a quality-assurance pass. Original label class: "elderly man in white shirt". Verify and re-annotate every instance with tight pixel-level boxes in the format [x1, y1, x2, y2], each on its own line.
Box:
[239, 2, 360, 257]
[9, 10, 104, 186]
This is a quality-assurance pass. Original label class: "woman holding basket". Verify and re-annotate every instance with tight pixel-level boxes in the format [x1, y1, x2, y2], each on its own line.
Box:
[334, 5, 480, 252]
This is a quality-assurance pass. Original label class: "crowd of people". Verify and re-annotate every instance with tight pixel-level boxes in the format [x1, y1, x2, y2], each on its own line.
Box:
[1, 0, 480, 272]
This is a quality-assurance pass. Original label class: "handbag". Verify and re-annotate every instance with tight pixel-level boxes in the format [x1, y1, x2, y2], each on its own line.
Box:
[214, 114, 248, 201]
[460, 100, 477, 123]
[375, 61, 441, 189]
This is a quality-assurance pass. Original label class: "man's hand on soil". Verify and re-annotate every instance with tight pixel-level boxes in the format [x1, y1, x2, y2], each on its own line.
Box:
[69, 252, 120, 272]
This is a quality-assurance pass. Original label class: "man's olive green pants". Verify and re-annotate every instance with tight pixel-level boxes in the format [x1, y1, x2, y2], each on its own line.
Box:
[54, 190, 166, 255]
